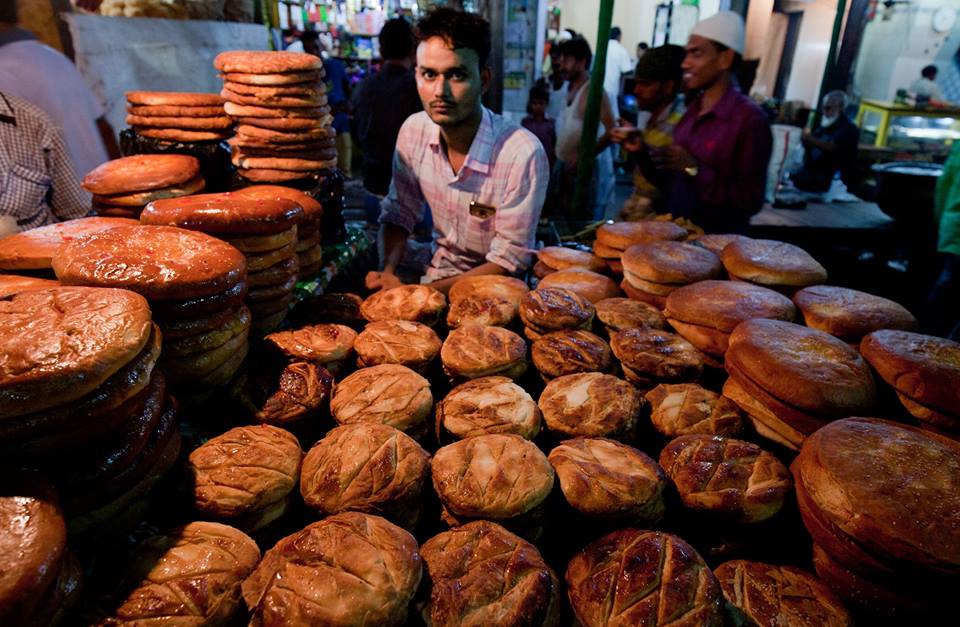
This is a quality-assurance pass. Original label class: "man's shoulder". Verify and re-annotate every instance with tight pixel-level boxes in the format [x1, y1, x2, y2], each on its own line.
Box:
[396, 111, 435, 145]
[0, 93, 55, 137]
[489, 112, 546, 157]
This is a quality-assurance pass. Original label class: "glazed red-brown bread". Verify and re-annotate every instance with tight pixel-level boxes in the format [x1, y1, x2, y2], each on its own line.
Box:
[793, 285, 917, 342]
[537, 268, 622, 303]
[622, 241, 722, 285]
[664, 280, 796, 332]
[531, 330, 612, 380]
[82, 154, 200, 195]
[595, 220, 687, 250]
[142, 193, 303, 235]
[0, 217, 140, 270]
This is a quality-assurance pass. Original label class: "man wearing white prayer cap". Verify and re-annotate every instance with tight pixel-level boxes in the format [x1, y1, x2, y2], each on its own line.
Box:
[653, 11, 772, 234]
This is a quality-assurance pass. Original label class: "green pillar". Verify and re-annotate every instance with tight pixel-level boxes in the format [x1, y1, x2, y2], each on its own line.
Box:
[813, 0, 848, 126]
[571, 0, 615, 220]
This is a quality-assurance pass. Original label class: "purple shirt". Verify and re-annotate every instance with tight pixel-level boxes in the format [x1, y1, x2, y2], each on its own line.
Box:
[672, 85, 772, 231]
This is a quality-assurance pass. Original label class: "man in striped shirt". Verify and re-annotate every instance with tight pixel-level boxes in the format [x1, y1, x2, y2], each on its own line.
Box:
[0, 92, 89, 233]
[365, 8, 549, 295]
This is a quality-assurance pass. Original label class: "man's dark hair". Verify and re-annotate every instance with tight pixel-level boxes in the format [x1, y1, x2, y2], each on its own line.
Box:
[638, 42, 649, 51]
[379, 17, 415, 60]
[527, 84, 549, 114]
[610, 27, 622, 41]
[557, 37, 592, 69]
[0, 0, 17, 23]
[415, 8, 492, 68]
[922, 64, 938, 80]
[301, 30, 320, 43]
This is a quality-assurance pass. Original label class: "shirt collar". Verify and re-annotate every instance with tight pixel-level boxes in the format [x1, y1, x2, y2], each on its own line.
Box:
[690, 82, 740, 119]
[0, 27, 37, 47]
[428, 106, 493, 175]
[0, 93, 16, 124]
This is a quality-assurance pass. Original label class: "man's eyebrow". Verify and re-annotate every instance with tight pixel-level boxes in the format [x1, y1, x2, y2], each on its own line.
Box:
[418, 64, 469, 73]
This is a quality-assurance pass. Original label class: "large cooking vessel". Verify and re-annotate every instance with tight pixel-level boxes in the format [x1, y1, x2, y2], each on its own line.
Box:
[871, 161, 943, 223]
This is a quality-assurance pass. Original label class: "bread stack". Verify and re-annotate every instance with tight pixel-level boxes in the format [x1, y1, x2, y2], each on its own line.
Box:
[663, 280, 796, 367]
[0, 216, 139, 273]
[594, 297, 667, 336]
[691, 233, 752, 256]
[723, 319, 877, 450]
[861, 330, 960, 436]
[52, 225, 250, 390]
[566, 530, 724, 626]
[519, 287, 595, 341]
[0, 287, 177, 536]
[0, 275, 59, 298]
[534, 246, 606, 279]
[1, 470, 82, 626]
[536, 267, 622, 303]
[793, 417, 960, 620]
[186, 425, 303, 532]
[659, 434, 792, 523]
[621, 241, 722, 309]
[82, 154, 204, 218]
[232, 185, 325, 280]
[721, 238, 827, 294]
[215, 50, 337, 184]
[242, 512, 422, 625]
[793, 285, 918, 346]
[141, 193, 304, 332]
[126, 91, 230, 143]
[593, 220, 688, 274]
[446, 275, 529, 328]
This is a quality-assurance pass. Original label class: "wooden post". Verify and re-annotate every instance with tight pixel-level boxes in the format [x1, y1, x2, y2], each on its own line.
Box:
[571, 0, 615, 219]
[812, 0, 848, 126]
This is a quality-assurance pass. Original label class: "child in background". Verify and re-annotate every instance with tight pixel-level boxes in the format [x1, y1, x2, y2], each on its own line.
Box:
[522, 85, 556, 170]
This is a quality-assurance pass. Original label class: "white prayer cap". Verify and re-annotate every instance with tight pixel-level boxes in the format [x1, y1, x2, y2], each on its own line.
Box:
[690, 11, 745, 55]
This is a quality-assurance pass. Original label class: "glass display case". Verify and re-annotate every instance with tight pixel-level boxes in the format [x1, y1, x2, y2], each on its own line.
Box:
[856, 99, 960, 154]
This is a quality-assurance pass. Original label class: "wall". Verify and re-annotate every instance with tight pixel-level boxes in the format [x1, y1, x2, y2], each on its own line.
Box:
[744, 0, 774, 59]
[779, 0, 845, 107]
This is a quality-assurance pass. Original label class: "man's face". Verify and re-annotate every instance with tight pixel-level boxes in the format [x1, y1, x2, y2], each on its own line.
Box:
[529, 98, 547, 116]
[559, 54, 586, 82]
[634, 78, 672, 111]
[682, 35, 732, 91]
[822, 99, 841, 120]
[416, 36, 488, 128]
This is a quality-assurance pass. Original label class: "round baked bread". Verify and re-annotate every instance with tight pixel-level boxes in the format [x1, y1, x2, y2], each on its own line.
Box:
[127, 104, 226, 117]
[446, 294, 518, 328]
[726, 319, 876, 418]
[236, 123, 334, 142]
[222, 81, 326, 97]
[163, 306, 251, 357]
[229, 229, 298, 256]
[231, 184, 323, 222]
[665, 280, 796, 332]
[354, 320, 441, 371]
[222, 70, 321, 86]
[104, 522, 260, 626]
[595, 297, 667, 333]
[134, 127, 231, 142]
[236, 361, 333, 426]
[221, 86, 327, 108]
[432, 434, 554, 522]
[331, 364, 432, 436]
[0, 217, 140, 270]
[566, 529, 723, 627]
[142, 193, 303, 235]
[241, 512, 421, 627]
[149, 280, 248, 322]
[448, 274, 529, 305]
[519, 287, 595, 333]
[538, 372, 643, 439]
[437, 376, 541, 441]
[794, 417, 960, 578]
[691, 233, 752, 256]
[722, 239, 828, 288]
[82, 154, 200, 195]
[264, 323, 357, 366]
[610, 328, 704, 389]
[715, 560, 853, 627]
[0, 275, 60, 299]
[538, 246, 607, 273]
[0, 287, 152, 418]
[92, 175, 205, 208]
[620, 277, 667, 309]
[361, 285, 446, 326]
[300, 423, 430, 528]
[53, 225, 247, 301]
[531, 330, 612, 380]
[236, 168, 316, 183]
[622, 241, 722, 285]
[441, 325, 528, 381]
[592, 240, 625, 259]
[548, 437, 667, 522]
[645, 384, 743, 437]
[126, 113, 232, 129]
[595, 220, 688, 250]
[537, 268, 622, 303]
[420, 521, 560, 627]
[187, 425, 302, 519]
[793, 285, 917, 343]
[660, 434, 792, 522]
[214, 50, 323, 73]
[0, 470, 66, 624]
[126, 91, 224, 106]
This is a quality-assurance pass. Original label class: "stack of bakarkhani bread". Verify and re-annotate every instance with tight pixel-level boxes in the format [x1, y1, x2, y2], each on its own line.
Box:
[215, 50, 337, 184]
[0, 287, 177, 537]
[82, 154, 204, 218]
[593, 219, 687, 274]
[0, 216, 139, 273]
[125, 91, 230, 144]
[52, 224, 250, 390]
[141, 192, 304, 332]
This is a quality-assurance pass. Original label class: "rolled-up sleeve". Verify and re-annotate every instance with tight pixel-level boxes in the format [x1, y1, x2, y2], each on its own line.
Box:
[485, 137, 549, 274]
[378, 118, 425, 234]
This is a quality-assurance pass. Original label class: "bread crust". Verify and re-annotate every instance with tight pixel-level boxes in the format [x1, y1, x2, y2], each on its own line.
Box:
[538, 246, 607, 273]
[331, 364, 432, 434]
[82, 154, 200, 195]
[134, 127, 231, 142]
[595, 220, 688, 250]
[93, 175, 205, 207]
[222, 86, 328, 108]
[231, 184, 323, 220]
[125, 90, 224, 106]
[215, 50, 323, 73]
[265, 323, 356, 365]
[537, 268, 622, 303]
[441, 325, 528, 380]
[446, 294, 518, 328]
[531, 330, 612, 380]
[610, 327, 704, 384]
[143, 193, 303, 235]
[519, 287, 594, 332]
[690, 233, 752, 256]
[860, 329, 960, 416]
[538, 372, 642, 439]
[127, 103, 225, 117]
[222, 70, 321, 85]
[0, 275, 60, 298]
[645, 383, 743, 437]
[665, 280, 795, 332]
[354, 320, 441, 371]
[722, 238, 828, 287]
[361, 284, 446, 326]
[448, 274, 529, 304]
[437, 376, 541, 441]
[622, 241, 722, 284]
[0, 217, 139, 270]
[126, 113, 232, 129]
[595, 297, 667, 332]
[725, 319, 876, 416]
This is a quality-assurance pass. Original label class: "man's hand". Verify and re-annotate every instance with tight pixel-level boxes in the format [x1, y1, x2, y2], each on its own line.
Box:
[365, 270, 402, 292]
[608, 126, 643, 152]
[651, 144, 697, 172]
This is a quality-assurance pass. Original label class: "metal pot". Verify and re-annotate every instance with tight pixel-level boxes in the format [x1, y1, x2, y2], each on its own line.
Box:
[871, 161, 943, 223]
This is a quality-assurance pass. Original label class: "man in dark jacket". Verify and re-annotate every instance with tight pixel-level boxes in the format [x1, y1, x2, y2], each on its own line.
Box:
[792, 90, 859, 192]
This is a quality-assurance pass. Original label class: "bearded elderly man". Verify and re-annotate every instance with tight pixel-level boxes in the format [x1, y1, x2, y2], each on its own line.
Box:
[365, 8, 549, 295]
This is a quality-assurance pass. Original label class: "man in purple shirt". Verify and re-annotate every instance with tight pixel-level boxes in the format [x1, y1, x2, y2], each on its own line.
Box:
[655, 12, 772, 233]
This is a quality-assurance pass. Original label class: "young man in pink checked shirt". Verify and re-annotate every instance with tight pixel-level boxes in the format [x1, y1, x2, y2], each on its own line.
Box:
[365, 8, 550, 295]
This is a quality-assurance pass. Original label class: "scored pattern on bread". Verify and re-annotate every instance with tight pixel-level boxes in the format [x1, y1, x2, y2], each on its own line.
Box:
[354, 320, 441, 369]
[331, 364, 432, 433]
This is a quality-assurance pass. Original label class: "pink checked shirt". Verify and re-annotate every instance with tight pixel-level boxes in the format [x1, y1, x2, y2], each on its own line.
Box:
[379, 107, 550, 282]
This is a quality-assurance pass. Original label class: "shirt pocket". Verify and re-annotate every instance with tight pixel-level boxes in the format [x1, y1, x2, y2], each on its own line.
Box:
[1, 164, 52, 224]
[464, 206, 496, 257]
